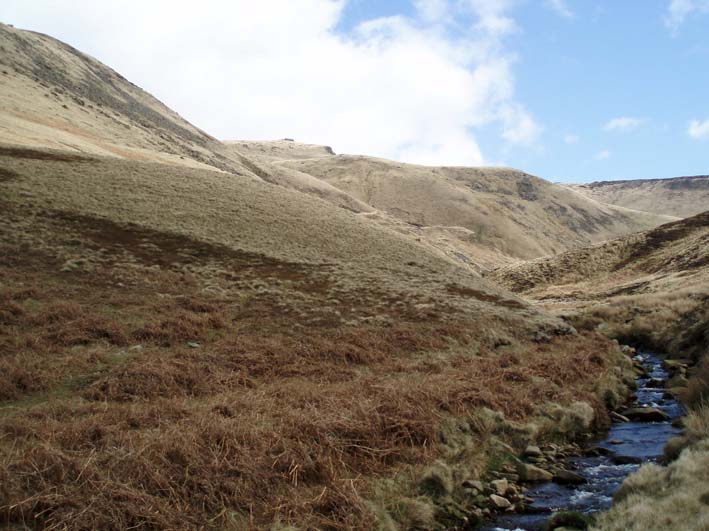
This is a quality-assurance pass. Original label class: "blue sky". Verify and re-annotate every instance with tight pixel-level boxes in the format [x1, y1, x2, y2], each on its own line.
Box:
[339, 1, 709, 182]
[2, 0, 709, 182]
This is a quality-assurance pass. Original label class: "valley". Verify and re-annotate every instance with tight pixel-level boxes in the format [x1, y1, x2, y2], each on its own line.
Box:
[0, 20, 707, 531]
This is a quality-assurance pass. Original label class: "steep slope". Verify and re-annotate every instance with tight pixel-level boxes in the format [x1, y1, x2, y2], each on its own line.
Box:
[0, 23, 236, 171]
[489, 212, 709, 359]
[566, 175, 709, 218]
[0, 23, 367, 213]
[490, 211, 709, 293]
[280, 155, 675, 263]
[0, 25, 635, 531]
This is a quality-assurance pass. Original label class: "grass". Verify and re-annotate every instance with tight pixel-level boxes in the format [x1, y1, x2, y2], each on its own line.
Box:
[0, 156, 632, 530]
[592, 423, 709, 531]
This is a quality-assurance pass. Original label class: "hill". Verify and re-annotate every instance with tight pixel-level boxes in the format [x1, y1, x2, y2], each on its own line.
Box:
[489, 211, 709, 359]
[566, 175, 709, 218]
[0, 23, 675, 272]
[0, 23, 635, 531]
[278, 154, 675, 265]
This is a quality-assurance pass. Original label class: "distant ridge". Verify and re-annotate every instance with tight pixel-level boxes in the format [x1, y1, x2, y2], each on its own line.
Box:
[566, 175, 709, 218]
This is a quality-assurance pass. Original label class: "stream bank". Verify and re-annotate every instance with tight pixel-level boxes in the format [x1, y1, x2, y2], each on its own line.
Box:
[479, 351, 683, 531]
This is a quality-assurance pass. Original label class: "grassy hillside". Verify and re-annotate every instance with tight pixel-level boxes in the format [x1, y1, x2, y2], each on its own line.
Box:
[0, 144, 635, 531]
[566, 175, 709, 218]
[279, 154, 674, 265]
[0, 22, 674, 273]
[0, 23, 661, 530]
[489, 211, 709, 360]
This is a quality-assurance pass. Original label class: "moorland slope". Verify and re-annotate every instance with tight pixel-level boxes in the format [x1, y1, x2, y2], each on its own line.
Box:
[490, 211, 709, 360]
[0, 23, 637, 531]
[277, 155, 675, 267]
[566, 175, 709, 218]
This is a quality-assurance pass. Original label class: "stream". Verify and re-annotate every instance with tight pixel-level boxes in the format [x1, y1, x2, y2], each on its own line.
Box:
[481, 351, 684, 531]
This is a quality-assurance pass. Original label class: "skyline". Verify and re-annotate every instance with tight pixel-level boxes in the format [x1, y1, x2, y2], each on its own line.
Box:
[1, 0, 708, 182]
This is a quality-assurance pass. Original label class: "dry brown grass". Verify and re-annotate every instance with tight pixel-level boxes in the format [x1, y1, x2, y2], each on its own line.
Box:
[0, 185, 626, 530]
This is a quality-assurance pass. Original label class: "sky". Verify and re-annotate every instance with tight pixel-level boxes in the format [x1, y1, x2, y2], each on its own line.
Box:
[1, 0, 708, 182]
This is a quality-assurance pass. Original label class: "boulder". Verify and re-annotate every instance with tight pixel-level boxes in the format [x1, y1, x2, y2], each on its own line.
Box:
[553, 469, 586, 485]
[523, 445, 543, 458]
[489, 494, 512, 510]
[490, 479, 508, 496]
[516, 462, 553, 482]
[583, 445, 612, 457]
[622, 407, 670, 422]
[611, 455, 642, 465]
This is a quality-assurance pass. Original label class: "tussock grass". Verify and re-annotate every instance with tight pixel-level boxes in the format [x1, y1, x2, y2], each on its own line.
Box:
[593, 439, 709, 531]
[0, 150, 635, 530]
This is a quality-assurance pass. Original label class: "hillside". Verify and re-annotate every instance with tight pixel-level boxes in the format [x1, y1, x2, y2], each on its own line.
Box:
[566, 175, 709, 218]
[0, 22, 676, 273]
[489, 211, 709, 359]
[279, 154, 675, 264]
[0, 23, 372, 214]
[0, 24, 638, 531]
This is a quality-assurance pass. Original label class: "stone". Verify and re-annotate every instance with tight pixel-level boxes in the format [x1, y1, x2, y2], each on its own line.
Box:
[610, 411, 630, 423]
[516, 462, 553, 482]
[490, 479, 509, 496]
[611, 455, 642, 465]
[187, 342, 201, 348]
[462, 479, 484, 492]
[583, 446, 613, 457]
[489, 494, 512, 509]
[620, 344, 635, 356]
[523, 445, 543, 458]
[646, 378, 665, 388]
[553, 469, 586, 485]
[622, 407, 670, 422]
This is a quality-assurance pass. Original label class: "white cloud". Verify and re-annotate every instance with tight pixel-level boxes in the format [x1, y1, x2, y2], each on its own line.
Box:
[665, 0, 709, 33]
[564, 133, 579, 144]
[414, 0, 450, 23]
[500, 104, 543, 146]
[0, 0, 541, 167]
[545, 0, 574, 18]
[688, 119, 709, 139]
[464, 0, 518, 37]
[603, 116, 646, 132]
[596, 149, 611, 160]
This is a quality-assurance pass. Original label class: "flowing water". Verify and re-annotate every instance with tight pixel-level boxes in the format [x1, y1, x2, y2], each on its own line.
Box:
[481, 351, 684, 531]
